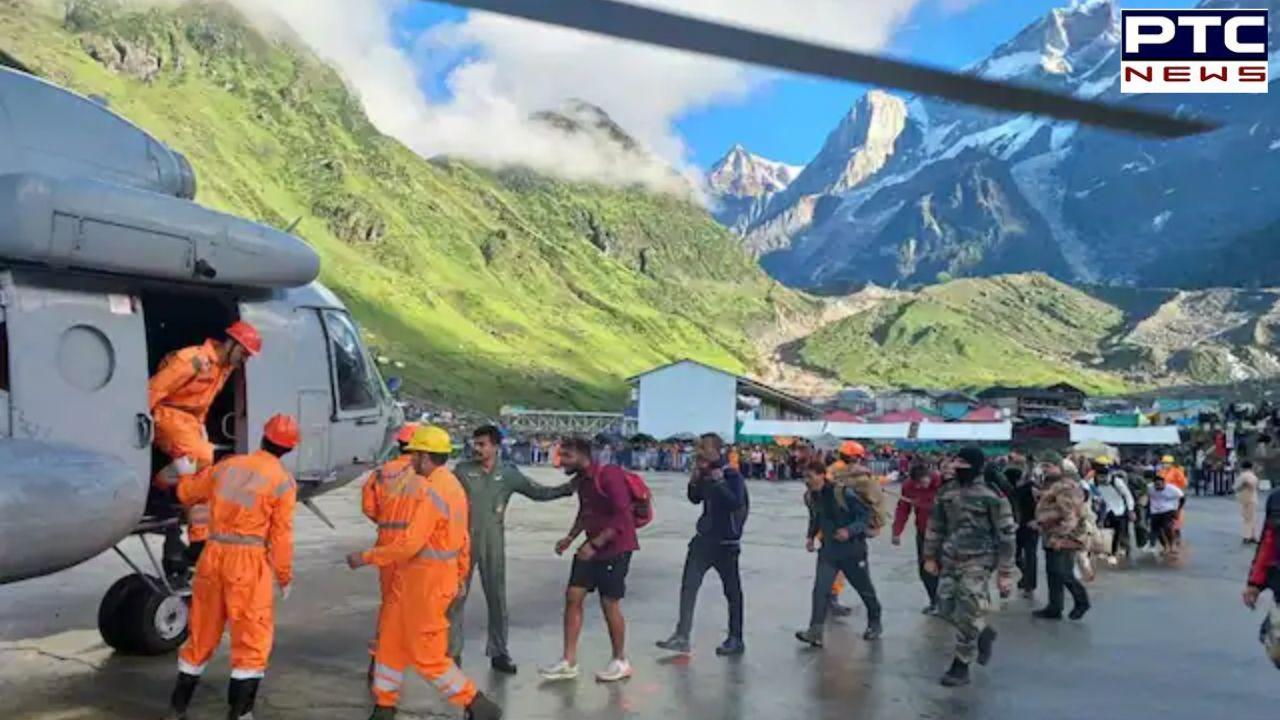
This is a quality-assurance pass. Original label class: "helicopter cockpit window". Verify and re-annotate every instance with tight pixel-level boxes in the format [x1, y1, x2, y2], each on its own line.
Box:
[321, 310, 378, 414]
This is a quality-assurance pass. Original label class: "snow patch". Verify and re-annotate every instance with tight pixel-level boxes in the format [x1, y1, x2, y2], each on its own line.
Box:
[979, 51, 1042, 80]
[1051, 123, 1077, 151]
[1269, 138, 1280, 151]
[1152, 211, 1172, 232]
[940, 115, 1047, 162]
[921, 121, 959, 157]
[1012, 150, 1099, 282]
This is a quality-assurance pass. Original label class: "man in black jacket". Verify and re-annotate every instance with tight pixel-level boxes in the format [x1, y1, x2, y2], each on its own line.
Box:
[795, 460, 883, 648]
[1009, 465, 1040, 599]
[656, 433, 749, 656]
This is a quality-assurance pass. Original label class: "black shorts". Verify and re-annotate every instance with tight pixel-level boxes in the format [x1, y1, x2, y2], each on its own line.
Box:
[569, 552, 633, 599]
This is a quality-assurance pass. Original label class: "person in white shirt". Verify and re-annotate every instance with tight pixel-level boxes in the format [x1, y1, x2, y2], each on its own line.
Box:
[1097, 463, 1136, 563]
[1148, 472, 1186, 556]
[1234, 461, 1261, 545]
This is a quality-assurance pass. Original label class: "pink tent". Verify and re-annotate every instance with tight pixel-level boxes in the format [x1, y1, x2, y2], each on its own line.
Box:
[961, 406, 1003, 422]
[824, 410, 864, 423]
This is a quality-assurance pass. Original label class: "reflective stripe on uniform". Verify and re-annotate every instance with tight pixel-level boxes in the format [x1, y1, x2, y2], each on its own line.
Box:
[378, 521, 409, 530]
[415, 547, 460, 561]
[230, 667, 266, 680]
[273, 478, 297, 498]
[215, 466, 270, 508]
[211, 533, 266, 546]
[178, 658, 207, 676]
[425, 487, 450, 517]
[375, 663, 404, 683]
[189, 505, 211, 522]
[432, 665, 467, 696]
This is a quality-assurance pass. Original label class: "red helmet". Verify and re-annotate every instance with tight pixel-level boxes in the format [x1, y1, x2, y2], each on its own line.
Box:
[264, 414, 300, 450]
[226, 321, 263, 356]
[395, 423, 420, 445]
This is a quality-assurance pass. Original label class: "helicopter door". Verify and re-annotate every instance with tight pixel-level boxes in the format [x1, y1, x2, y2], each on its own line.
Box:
[319, 309, 385, 472]
[0, 271, 151, 482]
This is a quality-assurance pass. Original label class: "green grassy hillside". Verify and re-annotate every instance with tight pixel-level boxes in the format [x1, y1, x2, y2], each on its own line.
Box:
[796, 274, 1131, 394]
[1, 0, 812, 411]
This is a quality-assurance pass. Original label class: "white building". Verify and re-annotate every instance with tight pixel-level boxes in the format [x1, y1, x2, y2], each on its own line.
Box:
[627, 359, 819, 442]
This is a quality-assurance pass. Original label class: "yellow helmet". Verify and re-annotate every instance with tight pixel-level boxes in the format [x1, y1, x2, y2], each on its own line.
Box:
[1095, 455, 1112, 466]
[1161, 455, 1175, 465]
[406, 425, 453, 454]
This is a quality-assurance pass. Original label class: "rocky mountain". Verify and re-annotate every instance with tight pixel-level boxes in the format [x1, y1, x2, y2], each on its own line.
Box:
[792, 273, 1280, 393]
[3, 0, 817, 411]
[729, 0, 1280, 291]
[705, 144, 801, 233]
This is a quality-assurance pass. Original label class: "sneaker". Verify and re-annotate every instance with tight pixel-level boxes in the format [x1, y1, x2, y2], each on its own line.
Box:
[655, 634, 692, 654]
[537, 659, 579, 681]
[794, 629, 823, 648]
[976, 627, 997, 666]
[715, 637, 745, 657]
[862, 621, 883, 641]
[921, 604, 939, 616]
[595, 658, 632, 683]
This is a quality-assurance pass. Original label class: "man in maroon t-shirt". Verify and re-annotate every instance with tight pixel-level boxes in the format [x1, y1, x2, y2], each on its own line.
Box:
[538, 437, 639, 684]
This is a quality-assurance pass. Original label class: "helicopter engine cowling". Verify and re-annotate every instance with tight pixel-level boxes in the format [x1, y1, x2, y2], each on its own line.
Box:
[0, 439, 146, 584]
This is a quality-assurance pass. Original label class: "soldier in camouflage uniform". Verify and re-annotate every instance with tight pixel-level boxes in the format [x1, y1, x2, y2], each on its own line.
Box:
[923, 447, 1017, 688]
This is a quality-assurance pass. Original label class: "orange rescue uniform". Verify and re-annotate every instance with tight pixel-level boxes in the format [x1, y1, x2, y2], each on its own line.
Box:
[365, 465, 475, 709]
[1160, 466, 1189, 530]
[176, 450, 296, 679]
[150, 340, 236, 542]
[360, 455, 416, 653]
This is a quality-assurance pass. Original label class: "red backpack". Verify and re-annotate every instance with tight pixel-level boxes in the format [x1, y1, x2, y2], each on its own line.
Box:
[597, 466, 655, 529]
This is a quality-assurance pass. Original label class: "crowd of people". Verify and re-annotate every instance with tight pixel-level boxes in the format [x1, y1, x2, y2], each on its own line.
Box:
[152, 412, 1280, 720]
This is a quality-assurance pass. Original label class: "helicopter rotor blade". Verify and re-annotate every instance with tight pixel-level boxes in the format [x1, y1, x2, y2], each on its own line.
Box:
[430, 0, 1219, 138]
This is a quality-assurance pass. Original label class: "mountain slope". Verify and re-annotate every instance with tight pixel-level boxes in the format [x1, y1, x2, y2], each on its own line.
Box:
[791, 273, 1280, 392]
[741, 0, 1280, 290]
[706, 144, 801, 234]
[2, 0, 814, 411]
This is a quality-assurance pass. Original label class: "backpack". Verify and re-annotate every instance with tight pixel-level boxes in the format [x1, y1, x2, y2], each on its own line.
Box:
[597, 466, 655, 530]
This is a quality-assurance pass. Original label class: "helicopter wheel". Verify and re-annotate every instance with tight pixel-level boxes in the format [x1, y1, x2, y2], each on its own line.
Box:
[98, 574, 189, 655]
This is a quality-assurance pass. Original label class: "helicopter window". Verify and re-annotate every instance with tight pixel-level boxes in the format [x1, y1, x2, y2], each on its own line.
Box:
[321, 310, 378, 414]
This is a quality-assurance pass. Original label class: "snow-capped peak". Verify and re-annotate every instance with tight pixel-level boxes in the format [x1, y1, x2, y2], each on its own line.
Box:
[707, 145, 803, 199]
[974, 0, 1118, 82]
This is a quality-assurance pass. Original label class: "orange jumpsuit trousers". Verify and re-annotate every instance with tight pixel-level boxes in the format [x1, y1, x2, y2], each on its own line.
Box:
[150, 340, 234, 544]
[176, 450, 296, 679]
[360, 455, 416, 654]
[363, 466, 475, 709]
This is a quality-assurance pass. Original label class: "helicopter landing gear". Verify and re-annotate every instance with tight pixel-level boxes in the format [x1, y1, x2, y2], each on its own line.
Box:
[98, 519, 192, 655]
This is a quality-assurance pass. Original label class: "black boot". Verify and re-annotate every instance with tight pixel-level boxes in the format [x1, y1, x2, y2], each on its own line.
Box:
[465, 691, 503, 720]
[862, 619, 883, 641]
[368, 706, 397, 720]
[828, 595, 853, 617]
[490, 654, 518, 674]
[226, 678, 259, 720]
[165, 672, 200, 719]
[977, 627, 997, 666]
[940, 659, 970, 687]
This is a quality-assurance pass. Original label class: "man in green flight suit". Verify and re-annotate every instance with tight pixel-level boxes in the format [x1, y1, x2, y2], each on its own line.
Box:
[448, 425, 575, 674]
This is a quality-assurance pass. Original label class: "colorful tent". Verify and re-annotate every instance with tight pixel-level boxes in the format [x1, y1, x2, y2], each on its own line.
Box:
[824, 410, 865, 422]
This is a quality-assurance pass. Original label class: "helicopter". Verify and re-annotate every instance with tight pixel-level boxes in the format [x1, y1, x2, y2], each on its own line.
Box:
[0, 0, 1214, 659]
[0, 66, 404, 654]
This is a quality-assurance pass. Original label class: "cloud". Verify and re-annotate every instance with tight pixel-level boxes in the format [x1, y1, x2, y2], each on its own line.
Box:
[221, 0, 926, 191]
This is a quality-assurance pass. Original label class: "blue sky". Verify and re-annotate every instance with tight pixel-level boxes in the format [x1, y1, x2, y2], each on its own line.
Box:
[398, 1, 1196, 170]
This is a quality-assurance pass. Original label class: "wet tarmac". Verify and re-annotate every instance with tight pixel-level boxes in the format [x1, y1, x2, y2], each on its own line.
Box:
[1, 469, 1274, 720]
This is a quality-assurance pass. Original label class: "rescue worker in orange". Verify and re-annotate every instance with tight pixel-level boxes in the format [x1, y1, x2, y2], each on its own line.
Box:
[150, 321, 263, 555]
[161, 414, 300, 720]
[359, 423, 419, 687]
[346, 426, 503, 720]
[1159, 455, 1189, 545]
